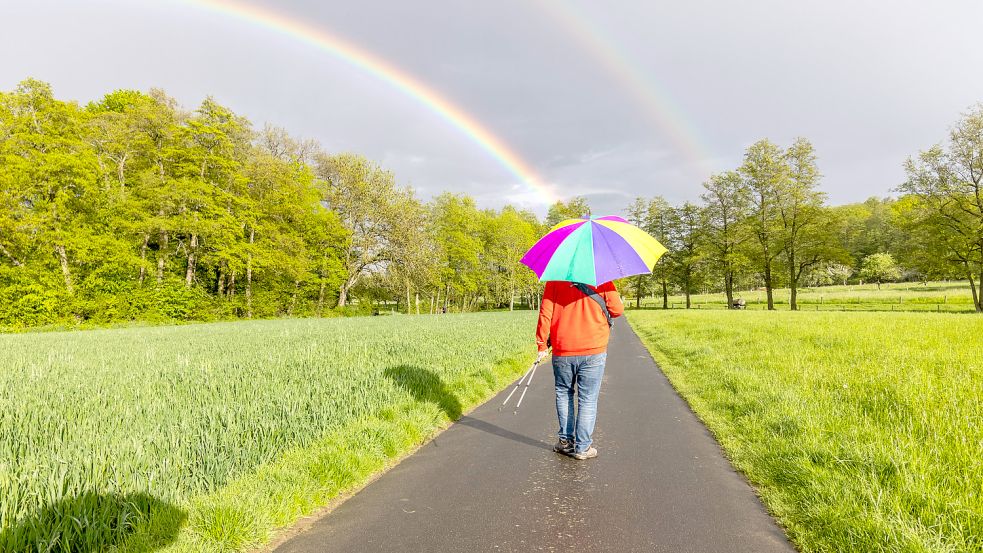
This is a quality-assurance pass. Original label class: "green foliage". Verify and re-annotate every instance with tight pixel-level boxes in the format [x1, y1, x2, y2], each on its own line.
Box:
[0, 80, 349, 327]
[4, 79, 979, 324]
[630, 310, 983, 552]
[900, 104, 983, 312]
[0, 312, 534, 552]
[544, 196, 590, 228]
[859, 253, 902, 288]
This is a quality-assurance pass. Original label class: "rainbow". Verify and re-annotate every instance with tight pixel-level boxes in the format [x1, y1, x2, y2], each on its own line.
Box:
[183, 0, 559, 204]
[535, 0, 713, 173]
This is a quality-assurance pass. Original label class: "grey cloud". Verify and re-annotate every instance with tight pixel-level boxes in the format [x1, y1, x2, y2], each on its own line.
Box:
[2, 0, 982, 215]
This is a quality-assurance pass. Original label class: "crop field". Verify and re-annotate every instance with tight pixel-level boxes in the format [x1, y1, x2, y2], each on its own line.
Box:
[628, 310, 983, 552]
[633, 280, 978, 313]
[0, 312, 534, 552]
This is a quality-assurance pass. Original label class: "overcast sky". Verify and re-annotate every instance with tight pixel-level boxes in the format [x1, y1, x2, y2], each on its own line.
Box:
[3, 0, 983, 215]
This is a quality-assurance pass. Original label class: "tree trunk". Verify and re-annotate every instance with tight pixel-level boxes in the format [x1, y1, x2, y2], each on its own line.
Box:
[789, 260, 798, 311]
[138, 234, 149, 286]
[288, 279, 299, 316]
[185, 233, 198, 288]
[416, 292, 420, 315]
[509, 285, 515, 311]
[406, 281, 412, 315]
[337, 274, 358, 308]
[55, 244, 73, 294]
[246, 228, 254, 318]
[978, 269, 983, 313]
[662, 280, 669, 309]
[764, 262, 775, 310]
[968, 266, 981, 313]
[684, 272, 692, 309]
[430, 294, 435, 315]
[157, 231, 168, 284]
[724, 271, 734, 309]
[216, 263, 226, 296]
[317, 278, 326, 316]
[228, 271, 236, 297]
[116, 153, 128, 189]
[0, 242, 22, 266]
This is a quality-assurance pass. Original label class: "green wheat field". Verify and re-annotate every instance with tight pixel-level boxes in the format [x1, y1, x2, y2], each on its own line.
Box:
[0, 313, 534, 552]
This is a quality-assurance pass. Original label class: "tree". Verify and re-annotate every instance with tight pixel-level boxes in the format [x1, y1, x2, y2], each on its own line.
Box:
[385, 192, 434, 314]
[740, 139, 786, 310]
[701, 171, 750, 308]
[624, 198, 651, 307]
[0, 79, 100, 301]
[485, 206, 539, 311]
[901, 104, 983, 312]
[859, 253, 901, 289]
[778, 138, 831, 310]
[824, 262, 854, 286]
[666, 202, 707, 308]
[545, 196, 590, 228]
[429, 193, 486, 312]
[315, 153, 407, 308]
[643, 197, 674, 309]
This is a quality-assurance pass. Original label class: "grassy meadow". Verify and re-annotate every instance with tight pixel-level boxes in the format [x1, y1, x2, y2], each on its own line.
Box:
[628, 310, 983, 552]
[0, 312, 534, 552]
[633, 280, 978, 313]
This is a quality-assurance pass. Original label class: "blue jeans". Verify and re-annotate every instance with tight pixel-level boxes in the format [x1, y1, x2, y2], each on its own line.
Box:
[552, 353, 607, 453]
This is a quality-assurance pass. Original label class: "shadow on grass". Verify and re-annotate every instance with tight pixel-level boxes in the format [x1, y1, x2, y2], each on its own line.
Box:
[0, 491, 185, 552]
[385, 365, 463, 420]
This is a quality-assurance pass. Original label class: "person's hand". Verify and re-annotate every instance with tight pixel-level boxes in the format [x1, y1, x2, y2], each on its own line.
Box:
[536, 350, 548, 364]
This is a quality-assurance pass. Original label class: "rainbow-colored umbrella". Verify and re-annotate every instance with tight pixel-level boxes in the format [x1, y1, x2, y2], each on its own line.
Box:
[520, 216, 668, 286]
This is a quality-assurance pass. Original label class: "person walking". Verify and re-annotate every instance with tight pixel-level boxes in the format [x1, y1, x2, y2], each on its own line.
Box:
[536, 280, 623, 460]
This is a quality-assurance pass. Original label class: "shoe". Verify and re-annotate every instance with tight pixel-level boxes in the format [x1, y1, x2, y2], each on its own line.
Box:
[571, 446, 598, 460]
[553, 438, 574, 454]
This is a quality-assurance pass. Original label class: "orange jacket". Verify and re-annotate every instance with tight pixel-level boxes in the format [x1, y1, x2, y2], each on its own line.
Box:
[536, 281, 624, 356]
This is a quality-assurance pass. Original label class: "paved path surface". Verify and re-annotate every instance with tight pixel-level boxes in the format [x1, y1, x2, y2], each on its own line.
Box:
[276, 318, 795, 553]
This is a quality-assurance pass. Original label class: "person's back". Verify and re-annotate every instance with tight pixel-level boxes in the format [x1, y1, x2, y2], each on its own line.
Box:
[536, 280, 623, 460]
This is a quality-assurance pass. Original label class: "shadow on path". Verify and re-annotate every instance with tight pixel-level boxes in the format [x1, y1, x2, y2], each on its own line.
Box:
[457, 416, 551, 451]
[384, 365, 463, 419]
[0, 491, 185, 552]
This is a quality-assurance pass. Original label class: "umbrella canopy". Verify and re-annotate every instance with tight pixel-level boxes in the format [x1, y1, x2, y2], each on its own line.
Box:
[520, 216, 668, 286]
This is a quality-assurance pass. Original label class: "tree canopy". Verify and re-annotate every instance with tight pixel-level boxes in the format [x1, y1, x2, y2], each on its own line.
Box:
[1, 80, 980, 326]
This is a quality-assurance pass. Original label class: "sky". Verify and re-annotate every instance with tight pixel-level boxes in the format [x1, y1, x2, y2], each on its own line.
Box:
[3, 0, 983, 216]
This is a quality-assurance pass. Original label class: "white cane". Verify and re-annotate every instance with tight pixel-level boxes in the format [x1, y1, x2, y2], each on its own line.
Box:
[500, 350, 550, 412]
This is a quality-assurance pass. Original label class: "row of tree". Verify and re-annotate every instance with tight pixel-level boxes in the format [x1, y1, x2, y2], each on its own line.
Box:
[1, 80, 980, 326]
[0, 80, 543, 326]
[614, 107, 982, 312]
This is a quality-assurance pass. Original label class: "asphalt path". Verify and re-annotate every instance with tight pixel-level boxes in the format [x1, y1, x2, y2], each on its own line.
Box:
[276, 317, 795, 552]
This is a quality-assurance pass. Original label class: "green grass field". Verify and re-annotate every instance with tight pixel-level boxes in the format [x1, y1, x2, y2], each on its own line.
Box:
[628, 310, 983, 552]
[0, 312, 534, 552]
[633, 280, 978, 313]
